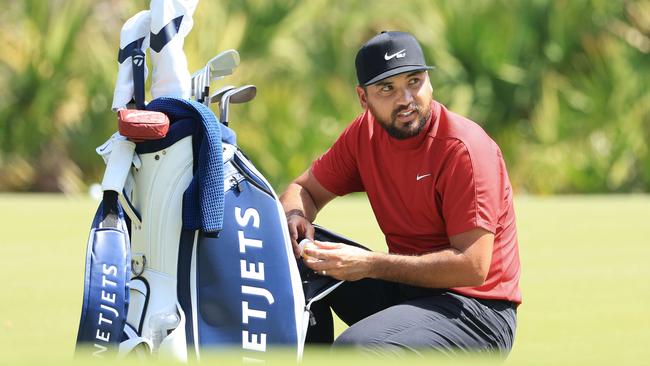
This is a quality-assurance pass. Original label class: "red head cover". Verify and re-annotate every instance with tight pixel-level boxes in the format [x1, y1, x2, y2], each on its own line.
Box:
[117, 109, 170, 142]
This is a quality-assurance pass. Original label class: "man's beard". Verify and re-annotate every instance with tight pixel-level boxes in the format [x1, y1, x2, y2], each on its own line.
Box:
[370, 102, 431, 140]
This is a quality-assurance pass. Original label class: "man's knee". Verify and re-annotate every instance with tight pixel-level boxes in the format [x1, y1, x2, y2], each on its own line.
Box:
[332, 325, 421, 357]
[332, 324, 374, 347]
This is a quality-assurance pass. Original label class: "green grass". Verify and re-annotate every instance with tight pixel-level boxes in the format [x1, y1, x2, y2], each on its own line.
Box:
[1, 194, 649, 365]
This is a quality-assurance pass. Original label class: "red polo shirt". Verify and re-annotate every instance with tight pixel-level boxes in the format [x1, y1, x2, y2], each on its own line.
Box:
[311, 101, 521, 303]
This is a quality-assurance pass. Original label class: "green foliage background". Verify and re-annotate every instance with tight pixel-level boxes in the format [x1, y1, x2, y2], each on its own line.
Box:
[1, 0, 648, 193]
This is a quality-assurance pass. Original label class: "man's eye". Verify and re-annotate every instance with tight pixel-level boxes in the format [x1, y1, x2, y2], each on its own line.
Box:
[409, 78, 421, 85]
[381, 85, 392, 92]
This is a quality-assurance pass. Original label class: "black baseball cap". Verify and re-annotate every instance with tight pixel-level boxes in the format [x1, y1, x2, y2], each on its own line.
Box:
[355, 31, 434, 86]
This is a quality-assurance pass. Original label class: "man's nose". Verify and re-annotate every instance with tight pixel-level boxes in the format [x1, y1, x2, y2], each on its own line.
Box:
[396, 87, 414, 106]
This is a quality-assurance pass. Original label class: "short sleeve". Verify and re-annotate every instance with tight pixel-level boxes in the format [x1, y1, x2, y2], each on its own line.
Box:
[311, 120, 364, 196]
[436, 140, 504, 236]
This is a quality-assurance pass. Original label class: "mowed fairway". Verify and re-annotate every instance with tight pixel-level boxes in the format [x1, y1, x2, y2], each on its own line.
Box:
[0, 194, 648, 365]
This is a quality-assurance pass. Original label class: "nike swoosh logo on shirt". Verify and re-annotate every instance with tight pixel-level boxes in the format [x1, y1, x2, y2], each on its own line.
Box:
[384, 49, 406, 60]
[416, 173, 432, 181]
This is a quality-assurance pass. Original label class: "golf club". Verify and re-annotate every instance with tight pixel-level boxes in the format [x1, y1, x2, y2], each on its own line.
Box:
[219, 85, 257, 126]
[190, 49, 240, 104]
[208, 85, 236, 105]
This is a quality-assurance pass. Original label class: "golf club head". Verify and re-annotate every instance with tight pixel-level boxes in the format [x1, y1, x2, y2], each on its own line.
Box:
[207, 49, 240, 80]
[190, 49, 240, 102]
[209, 85, 236, 105]
[220, 85, 257, 126]
[229, 85, 257, 104]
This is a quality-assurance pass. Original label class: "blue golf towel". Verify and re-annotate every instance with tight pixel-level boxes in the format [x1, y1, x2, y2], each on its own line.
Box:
[146, 97, 226, 233]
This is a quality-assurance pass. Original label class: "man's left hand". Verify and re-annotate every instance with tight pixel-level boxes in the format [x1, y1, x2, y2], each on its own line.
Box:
[302, 241, 375, 281]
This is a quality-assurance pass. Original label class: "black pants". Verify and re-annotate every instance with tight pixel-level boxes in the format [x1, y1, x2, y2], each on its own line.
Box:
[307, 278, 517, 357]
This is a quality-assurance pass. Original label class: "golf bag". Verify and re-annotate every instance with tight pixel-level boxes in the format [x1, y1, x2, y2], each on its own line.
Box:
[77, 97, 322, 360]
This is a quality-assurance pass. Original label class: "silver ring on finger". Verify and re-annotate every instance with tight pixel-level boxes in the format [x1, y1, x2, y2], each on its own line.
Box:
[321, 270, 327, 276]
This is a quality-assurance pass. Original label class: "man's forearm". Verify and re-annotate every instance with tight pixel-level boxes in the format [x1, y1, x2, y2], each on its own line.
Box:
[303, 227, 492, 288]
[366, 249, 488, 288]
[279, 182, 319, 222]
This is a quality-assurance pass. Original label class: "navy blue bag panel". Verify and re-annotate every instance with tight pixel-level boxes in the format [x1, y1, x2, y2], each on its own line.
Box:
[76, 204, 131, 357]
[179, 148, 303, 356]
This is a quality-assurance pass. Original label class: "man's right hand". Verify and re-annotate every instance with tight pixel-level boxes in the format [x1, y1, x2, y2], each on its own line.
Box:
[286, 211, 315, 258]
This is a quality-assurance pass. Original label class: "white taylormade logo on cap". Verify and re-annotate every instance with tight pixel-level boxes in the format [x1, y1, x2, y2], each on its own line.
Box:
[384, 49, 406, 60]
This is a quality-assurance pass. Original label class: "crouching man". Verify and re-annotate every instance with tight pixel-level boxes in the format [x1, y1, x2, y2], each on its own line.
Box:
[280, 31, 521, 357]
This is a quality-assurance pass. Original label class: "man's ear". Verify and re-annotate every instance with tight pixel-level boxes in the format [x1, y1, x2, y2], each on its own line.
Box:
[355, 85, 368, 109]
